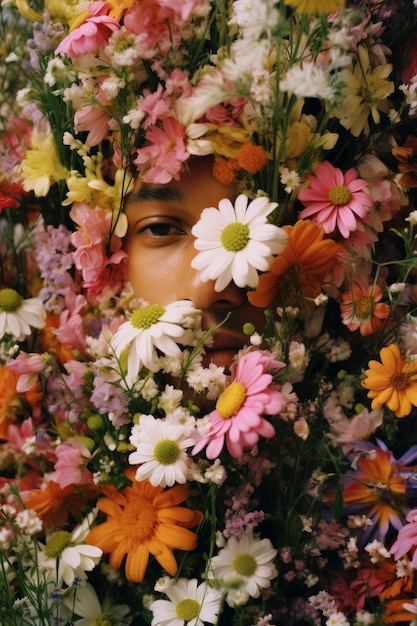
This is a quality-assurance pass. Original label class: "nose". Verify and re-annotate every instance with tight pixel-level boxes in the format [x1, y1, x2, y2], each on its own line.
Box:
[176, 264, 245, 312]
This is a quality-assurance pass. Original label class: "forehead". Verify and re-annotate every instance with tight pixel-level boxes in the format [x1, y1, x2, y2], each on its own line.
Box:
[124, 159, 237, 217]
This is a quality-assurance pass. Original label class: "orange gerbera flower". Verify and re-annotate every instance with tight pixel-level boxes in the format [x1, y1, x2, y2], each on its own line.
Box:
[248, 220, 342, 308]
[340, 283, 390, 336]
[23, 480, 98, 529]
[85, 468, 203, 582]
[362, 344, 417, 418]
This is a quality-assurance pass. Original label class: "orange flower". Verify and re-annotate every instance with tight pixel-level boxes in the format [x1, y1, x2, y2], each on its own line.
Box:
[362, 344, 417, 418]
[212, 156, 239, 185]
[237, 143, 268, 174]
[0, 365, 42, 440]
[340, 283, 390, 336]
[376, 560, 415, 624]
[248, 220, 342, 307]
[392, 135, 417, 188]
[23, 481, 98, 529]
[85, 468, 203, 582]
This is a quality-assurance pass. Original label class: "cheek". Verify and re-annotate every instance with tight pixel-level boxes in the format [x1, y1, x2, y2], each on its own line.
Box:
[126, 242, 191, 305]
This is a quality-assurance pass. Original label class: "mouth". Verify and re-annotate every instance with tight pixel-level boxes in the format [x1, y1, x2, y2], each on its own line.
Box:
[201, 330, 250, 371]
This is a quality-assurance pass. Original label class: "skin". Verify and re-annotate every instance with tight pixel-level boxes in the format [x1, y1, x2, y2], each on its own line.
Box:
[123, 157, 269, 370]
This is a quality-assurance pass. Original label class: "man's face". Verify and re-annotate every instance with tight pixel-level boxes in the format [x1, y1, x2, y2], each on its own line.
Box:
[123, 158, 268, 369]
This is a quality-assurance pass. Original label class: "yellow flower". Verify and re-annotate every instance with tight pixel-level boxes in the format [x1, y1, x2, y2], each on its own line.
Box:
[2, 0, 43, 22]
[362, 344, 417, 418]
[331, 45, 394, 137]
[283, 0, 344, 14]
[19, 130, 69, 197]
[45, 0, 80, 23]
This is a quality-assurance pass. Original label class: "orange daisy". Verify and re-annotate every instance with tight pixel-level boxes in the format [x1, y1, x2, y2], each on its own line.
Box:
[85, 468, 203, 583]
[362, 344, 417, 418]
[23, 480, 98, 529]
[248, 220, 342, 308]
[340, 283, 390, 336]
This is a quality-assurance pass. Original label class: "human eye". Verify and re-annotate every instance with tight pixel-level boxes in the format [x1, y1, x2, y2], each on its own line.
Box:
[138, 218, 186, 239]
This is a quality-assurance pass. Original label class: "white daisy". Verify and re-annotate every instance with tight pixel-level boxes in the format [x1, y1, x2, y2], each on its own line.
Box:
[150, 578, 222, 626]
[191, 194, 287, 292]
[41, 511, 102, 586]
[0, 288, 46, 341]
[129, 414, 196, 487]
[111, 300, 198, 382]
[63, 582, 131, 626]
[209, 531, 278, 600]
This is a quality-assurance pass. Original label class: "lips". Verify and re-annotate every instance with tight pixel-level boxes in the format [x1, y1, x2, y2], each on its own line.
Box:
[201, 330, 249, 371]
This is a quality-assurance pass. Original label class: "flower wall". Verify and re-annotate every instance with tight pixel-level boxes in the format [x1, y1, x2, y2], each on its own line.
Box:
[1, 1, 417, 625]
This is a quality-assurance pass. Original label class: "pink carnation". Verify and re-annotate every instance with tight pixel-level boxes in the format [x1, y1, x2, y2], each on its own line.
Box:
[56, 2, 120, 59]
[156, 0, 202, 20]
[298, 161, 372, 239]
[123, 2, 178, 58]
[133, 117, 189, 184]
[192, 351, 285, 459]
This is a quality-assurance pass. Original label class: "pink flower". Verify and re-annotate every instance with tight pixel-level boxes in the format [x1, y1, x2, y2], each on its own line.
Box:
[391, 508, 417, 566]
[7, 353, 50, 392]
[133, 117, 189, 183]
[156, 0, 202, 20]
[50, 438, 94, 489]
[192, 351, 285, 459]
[298, 161, 372, 239]
[123, 2, 178, 59]
[74, 105, 112, 146]
[56, 2, 120, 59]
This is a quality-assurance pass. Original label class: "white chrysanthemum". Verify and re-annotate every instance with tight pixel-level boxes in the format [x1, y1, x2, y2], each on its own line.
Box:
[0, 288, 46, 341]
[191, 194, 287, 292]
[41, 511, 102, 586]
[150, 578, 222, 626]
[129, 414, 196, 487]
[210, 531, 278, 600]
[63, 582, 131, 626]
[111, 300, 198, 381]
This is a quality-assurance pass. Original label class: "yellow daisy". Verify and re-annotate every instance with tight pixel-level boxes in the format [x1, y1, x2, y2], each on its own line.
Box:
[362, 344, 417, 418]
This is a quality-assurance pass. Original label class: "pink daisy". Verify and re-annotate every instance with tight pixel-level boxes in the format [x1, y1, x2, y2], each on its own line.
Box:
[192, 351, 285, 459]
[391, 508, 417, 567]
[56, 2, 120, 59]
[298, 161, 372, 239]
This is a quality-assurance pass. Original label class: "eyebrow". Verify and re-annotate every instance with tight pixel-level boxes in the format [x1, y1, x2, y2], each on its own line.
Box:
[128, 183, 185, 204]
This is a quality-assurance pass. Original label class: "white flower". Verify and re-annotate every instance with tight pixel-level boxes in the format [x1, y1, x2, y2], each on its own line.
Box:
[0, 288, 46, 341]
[210, 530, 278, 600]
[129, 414, 196, 487]
[326, 611, 350, 626]
[150, 578, 222, 626]
[111, 300, 198, 381]
[63, 582, 131, 626]
[191, 194, 287, 292]
[41, 511, 102, 586]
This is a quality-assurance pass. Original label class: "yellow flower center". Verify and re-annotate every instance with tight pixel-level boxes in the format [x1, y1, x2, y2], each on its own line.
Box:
[70, 10, 91, 32]
[153, 439, 180, 465]
[233, 552, 257, 577]
[44, 530, 73, 558]
[175, 598, 201, 621]
[221, 222, 250, 252]
[95, 614, 117, 626]
[389, 372, 409, 391]
[355, 295, 375, 319]
[130, 304, 165, 329]
[328, 184, 351, 206]
[216, 381, 247, 419]
[0, 288, 23, 313]
[123, 495, 157, 542]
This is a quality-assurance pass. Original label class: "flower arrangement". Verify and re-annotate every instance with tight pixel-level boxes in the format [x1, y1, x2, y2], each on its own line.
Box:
[1, 0, 417, 625]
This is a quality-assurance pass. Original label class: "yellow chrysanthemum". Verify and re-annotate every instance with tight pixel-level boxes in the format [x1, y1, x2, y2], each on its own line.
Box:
[283, 0, 344, 15]
[45, 0, 80, 24]
[331, 45, 394, 137]
[19, 130, 69, 197]
[362, 344, 417, 418]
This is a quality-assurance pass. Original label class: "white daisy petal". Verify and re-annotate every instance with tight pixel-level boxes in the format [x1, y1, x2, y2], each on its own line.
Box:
[191, 194, 286, 291]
